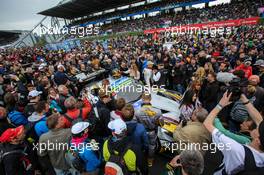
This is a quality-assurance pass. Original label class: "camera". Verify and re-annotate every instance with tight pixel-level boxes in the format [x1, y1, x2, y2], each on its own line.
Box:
[226, 77, 243, 102]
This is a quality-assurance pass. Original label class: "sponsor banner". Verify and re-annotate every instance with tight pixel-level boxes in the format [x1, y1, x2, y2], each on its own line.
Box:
[144, 17, 260, 34]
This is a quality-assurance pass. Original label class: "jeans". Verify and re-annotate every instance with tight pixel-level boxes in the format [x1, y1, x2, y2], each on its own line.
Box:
[54, 168, 80, 175]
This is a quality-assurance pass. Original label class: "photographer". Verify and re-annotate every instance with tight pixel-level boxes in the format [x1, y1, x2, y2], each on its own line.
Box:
[203, 92, 264, 174]
[163, 150, 204, 175]
[173, 107, 211, 155]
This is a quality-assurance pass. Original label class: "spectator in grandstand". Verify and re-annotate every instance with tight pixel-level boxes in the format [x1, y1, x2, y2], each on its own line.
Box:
[204, 92, 264, 174]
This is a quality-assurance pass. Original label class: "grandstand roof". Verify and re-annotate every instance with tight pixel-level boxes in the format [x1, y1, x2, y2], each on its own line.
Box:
[0, 31, 21, 46]
[38, 0, 143, 19]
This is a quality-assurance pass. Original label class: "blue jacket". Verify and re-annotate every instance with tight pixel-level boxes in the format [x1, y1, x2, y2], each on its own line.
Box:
[126, 121, 149, 152]
[8, 110, 28, 126]
[142, 60, 148, 71]
[72, 140, 101, 172]
[34, 119, 49, 137]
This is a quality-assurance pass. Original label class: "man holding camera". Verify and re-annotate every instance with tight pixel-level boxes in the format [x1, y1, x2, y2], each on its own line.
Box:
[163, 149, 204, 175]
[203, 92, 264, 174]
[173, 107, 211, 155]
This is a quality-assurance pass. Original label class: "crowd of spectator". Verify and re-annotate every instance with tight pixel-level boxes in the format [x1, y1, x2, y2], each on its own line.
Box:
[0, 3, 264, 175]
[101, 0, 260, 33]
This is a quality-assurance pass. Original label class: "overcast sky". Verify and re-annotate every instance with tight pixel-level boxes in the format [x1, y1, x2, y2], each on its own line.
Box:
[0, 0, 229, 31]
[0, 0, 61, 30]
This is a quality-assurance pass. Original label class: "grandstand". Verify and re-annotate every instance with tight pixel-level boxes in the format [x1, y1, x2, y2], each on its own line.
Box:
[0, 30, 22, 46]
[38, 0, 261, 33]
[1, 0, 264, 175]
[10, 0, 264, 47]
[39, 0, 218, 27]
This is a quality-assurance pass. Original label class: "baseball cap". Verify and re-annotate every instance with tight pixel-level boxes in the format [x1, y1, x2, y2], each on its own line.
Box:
[254, 59, 264, 67]
[57, 64, 65, 70]
[71, 122, 90, 135]
[39, 63, 47, 70]
[243, 56, 252, 63]
[108, 119, 127, 135]
[0, 125, 25, 143]
[28, 112, 46, 123]
[28, 90, 42, 98]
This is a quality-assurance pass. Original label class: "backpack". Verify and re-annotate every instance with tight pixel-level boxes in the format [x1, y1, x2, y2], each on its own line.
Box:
[65, 141, 86, 173]
[63, 108, 83, 126]
[0, 144, 31, 175]
[104, 142, 130, 175]
[221, 145, 264, 175]
[7, 110, 28, 126]
[236, 145, 264, 175]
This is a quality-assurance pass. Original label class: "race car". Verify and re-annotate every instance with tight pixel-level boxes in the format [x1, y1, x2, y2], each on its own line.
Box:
[82, 75, 182, 154]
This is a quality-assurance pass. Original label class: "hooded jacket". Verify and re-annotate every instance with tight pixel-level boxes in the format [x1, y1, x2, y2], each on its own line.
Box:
[126, 120, 149, 152]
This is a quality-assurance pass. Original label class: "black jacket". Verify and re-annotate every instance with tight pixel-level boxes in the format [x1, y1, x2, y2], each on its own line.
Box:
[202, 80, 220, 112]
[0, 118, 14, 136]
[260, 72, 264, 89]
[95, 100, 111, 137]
[24, 102, 37, 117]
[186, 64, 198, 81]
[107, 136, 148, 175]
[0, 143, 32, 175]
[171, 65, 185, 85]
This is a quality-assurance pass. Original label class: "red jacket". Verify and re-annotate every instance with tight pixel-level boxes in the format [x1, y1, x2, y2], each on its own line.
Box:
[235, 64, 252, 79]
[63, 98, 92, 128]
